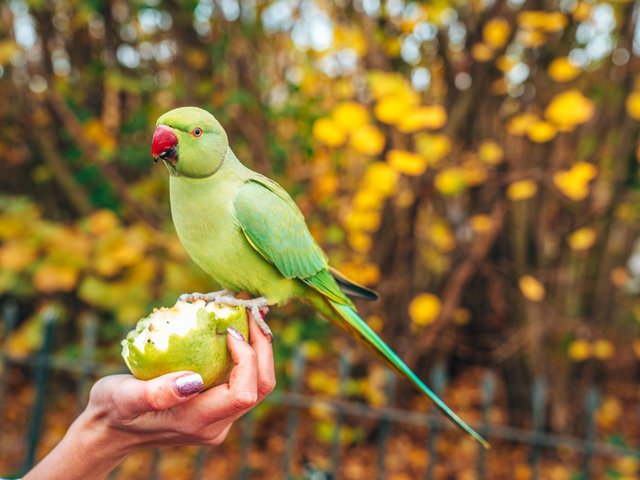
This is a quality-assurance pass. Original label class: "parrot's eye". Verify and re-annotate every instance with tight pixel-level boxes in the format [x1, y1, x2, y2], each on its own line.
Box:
[191, 127, 203, 138]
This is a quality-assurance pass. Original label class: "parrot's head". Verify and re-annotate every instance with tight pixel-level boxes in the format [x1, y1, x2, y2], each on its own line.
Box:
[152, 106, 228, 178]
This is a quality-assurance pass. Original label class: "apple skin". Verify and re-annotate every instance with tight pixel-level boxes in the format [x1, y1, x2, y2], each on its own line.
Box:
[121, 301, 248, 389]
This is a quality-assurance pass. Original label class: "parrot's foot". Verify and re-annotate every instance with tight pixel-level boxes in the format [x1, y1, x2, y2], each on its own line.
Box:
[216, 296, 271, 339]
[178, 291, 272, 339]
[178, 290, 232, 303]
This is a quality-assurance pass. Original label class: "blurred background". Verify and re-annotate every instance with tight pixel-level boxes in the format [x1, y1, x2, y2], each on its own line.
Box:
[1, 0, 640, 478]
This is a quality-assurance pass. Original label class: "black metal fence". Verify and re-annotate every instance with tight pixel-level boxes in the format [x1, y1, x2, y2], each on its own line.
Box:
[1, 301, 639, 479]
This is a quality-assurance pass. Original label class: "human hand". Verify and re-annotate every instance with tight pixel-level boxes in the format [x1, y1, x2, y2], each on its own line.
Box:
[24, 311, 275, 480]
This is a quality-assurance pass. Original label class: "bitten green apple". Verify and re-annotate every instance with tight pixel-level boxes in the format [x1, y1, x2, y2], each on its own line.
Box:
[121, 300, 248, 389]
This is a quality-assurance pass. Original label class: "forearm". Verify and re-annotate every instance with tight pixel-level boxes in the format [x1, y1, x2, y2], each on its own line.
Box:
[24, 409, 130, 480]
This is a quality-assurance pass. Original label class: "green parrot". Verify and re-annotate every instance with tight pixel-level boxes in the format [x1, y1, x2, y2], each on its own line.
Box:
[151, 106, 488, 448]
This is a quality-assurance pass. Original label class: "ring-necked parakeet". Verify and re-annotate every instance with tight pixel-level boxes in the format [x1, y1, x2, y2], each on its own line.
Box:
[151, 106, 488, 448]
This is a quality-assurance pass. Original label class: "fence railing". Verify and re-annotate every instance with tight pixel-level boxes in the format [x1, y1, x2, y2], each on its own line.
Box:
[1, 301, 639, 479]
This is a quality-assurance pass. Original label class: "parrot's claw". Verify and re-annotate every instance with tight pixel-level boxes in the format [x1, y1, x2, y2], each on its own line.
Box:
[178, 292, 272, 339]
[178, 290, 232, 303]
[219, 297, 271, 338]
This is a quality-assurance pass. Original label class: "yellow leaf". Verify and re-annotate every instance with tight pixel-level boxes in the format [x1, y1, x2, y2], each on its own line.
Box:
[415, 133, 451, 165]
[387, 149, 428, 176]
[312, 117, 346, 147]
[348, 232, 372, 253]
[483, 17, 511, 50]
[518, 275, 545, 302]
[409, 293, 441, 326]
[350, 125, 385, 156]
[336, 260, 380, 285]
[527, 120, 557, 143]
[353, 189, 384, 210]
[517, 29, 546, 48]
[507, 180, 538, 201]
[615, 456, 639, 476]
[461, 160, 488, 186]
[573, 161, 598, 182]
[610, 267, 630, 288]
[5, 313, 44, 358]
[374, 93, 419, 124]
[518, 11, 567, 32]
[478, 140, 504, 165]
[332, 102, 370, 133]
[572, 2, 592, 22]
[0, 40, 19, 66]
[470, 214, 494, 234]
[87, 209, 119, 236]
[369, 71, 408, 99]
[312, 173, 339, 199]
[541, 12, 568, 32]
[0, 242, 37, 272]
[544, 90, 595, 130]
[625, 91, 640, 121]
[553, 162, 597, 201]
[548, 57, 580, 82]
[33, 263, 79, 293]
[593, 339, 614, 360]
[345, 210, 381, 232]
[84, 119, 116, 155]
[471, 43, 494, 62]
[568, 339, 591, 361]
[434, 168, 466, 196]
[554, 172, 589, 201]
[568, 227, 596, 251]
[517, 11, 548, 30]
[363, 162, 399, 196]
[496, 55, 518, 73]
[397, 106, 447, 132]
[429, 221, 456, 252]
[308, 370, 339, 396]
[506, 113, 539, 136]
[596, 396, 621, 428]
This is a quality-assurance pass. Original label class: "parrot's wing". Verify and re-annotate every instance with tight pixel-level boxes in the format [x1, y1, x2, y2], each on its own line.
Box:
[233, 178, 352, 305]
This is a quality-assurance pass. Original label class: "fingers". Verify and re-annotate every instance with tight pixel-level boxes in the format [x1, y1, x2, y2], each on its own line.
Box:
[247, 310, 276, 399]
[187, 327, 261, 422]
[105, 371, 205, 418]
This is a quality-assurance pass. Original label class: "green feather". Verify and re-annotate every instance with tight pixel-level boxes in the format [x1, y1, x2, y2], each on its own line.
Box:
[321, 298, 490, 449]
[234, 179, 327, 280]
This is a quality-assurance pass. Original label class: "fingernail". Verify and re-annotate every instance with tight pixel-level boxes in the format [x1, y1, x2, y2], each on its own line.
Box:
[175, 373, 204, 397]
[227, 327, 245, 342]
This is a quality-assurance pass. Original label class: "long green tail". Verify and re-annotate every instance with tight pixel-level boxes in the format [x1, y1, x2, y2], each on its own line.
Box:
[321, 298, 489, 449]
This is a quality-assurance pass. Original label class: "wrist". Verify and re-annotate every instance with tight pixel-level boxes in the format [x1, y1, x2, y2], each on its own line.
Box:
[24, 406, 132, 480]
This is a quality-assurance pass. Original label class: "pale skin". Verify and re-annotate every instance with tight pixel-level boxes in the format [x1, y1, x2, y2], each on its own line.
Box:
[23, 313, 275, 480]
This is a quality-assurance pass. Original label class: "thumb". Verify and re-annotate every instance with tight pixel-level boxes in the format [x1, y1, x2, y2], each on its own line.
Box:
[107, 371, 205, 417]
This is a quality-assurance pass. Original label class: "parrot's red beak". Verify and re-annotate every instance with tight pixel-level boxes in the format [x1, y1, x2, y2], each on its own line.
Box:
[152, 125, 178, 165]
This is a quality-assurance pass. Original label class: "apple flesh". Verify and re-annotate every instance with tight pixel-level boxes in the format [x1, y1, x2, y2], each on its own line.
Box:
[121, 300, 248, 389]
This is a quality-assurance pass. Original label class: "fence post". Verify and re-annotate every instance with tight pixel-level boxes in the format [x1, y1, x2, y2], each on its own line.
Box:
[424, 362, 447, 480]
[376, 370, 396, 480]
[528, 377, 547, 480]
[476, 372, 496, 479]
[0, 300, 19, 442]
[583, 387, 600, 477]
[282, 345, 306, 479]
[75, 312, 98, 413]
[24, 307, 58, 472]
[329, 353, 352, 476]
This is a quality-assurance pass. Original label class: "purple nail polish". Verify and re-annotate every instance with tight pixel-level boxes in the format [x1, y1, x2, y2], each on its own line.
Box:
[227, 327, 245, 342]
[175, 373, 204, 397]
